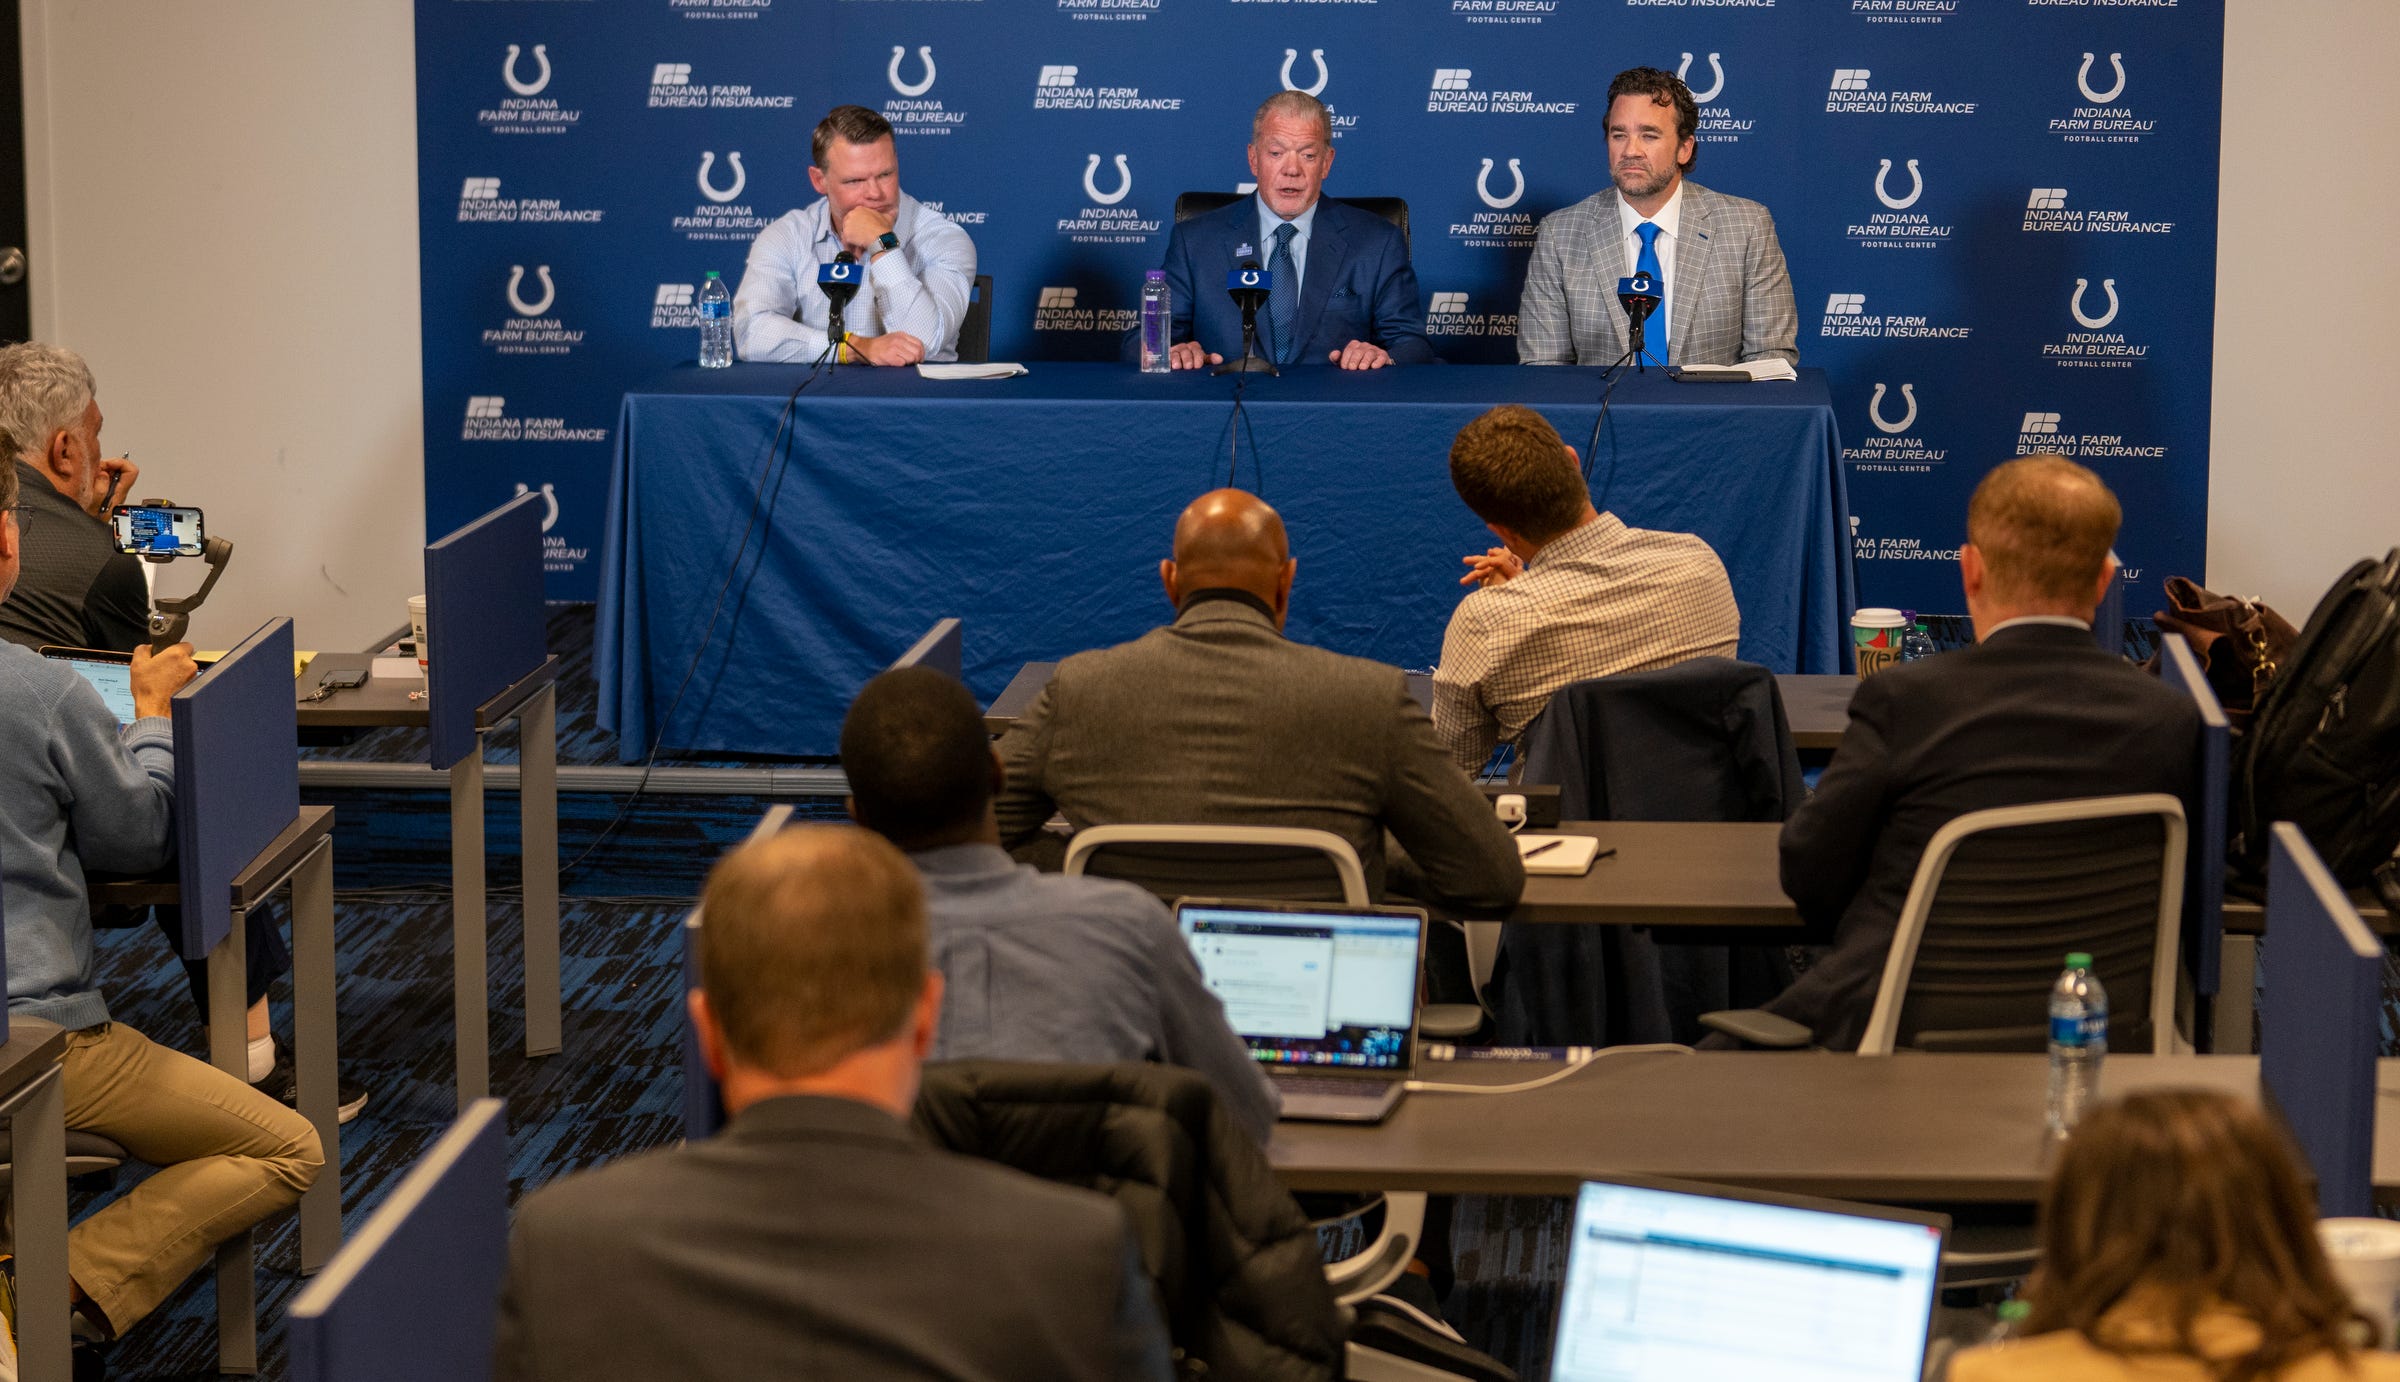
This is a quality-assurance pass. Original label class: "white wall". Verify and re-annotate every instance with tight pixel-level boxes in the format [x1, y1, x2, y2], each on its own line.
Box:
[20, 0, 423, 653]
[17, 0, 2392, 641]
[2207, 0, 2400, 616]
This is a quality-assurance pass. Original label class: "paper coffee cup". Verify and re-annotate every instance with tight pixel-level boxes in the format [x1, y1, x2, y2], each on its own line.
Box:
[2320, 1218, 2400, 1347]
[407, 594, 430, 674]
[1851, 607, 1909, 681]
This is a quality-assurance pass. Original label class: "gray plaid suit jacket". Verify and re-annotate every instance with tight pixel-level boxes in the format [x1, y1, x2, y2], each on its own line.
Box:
[1516, 180, 1799, 368]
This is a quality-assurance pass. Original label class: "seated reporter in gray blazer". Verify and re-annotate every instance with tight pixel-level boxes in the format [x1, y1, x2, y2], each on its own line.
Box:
[995, 489, 1525, 915]
[494, 826, 1172, 1382]
[1517, 66, 1799, 369]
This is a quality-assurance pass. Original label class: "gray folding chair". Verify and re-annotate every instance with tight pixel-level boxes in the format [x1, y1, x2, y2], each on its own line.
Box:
[1063, 824, 1369, 906]
[1703, 793, 2188, 1287]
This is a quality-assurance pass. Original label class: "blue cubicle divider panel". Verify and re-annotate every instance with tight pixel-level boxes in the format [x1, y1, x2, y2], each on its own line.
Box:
[289, 1098, 508, 1382]
[682, 909, 723, 1142]
[2156, 635, 2229, 999]
[171, 619, 300, 961]
[2095, 554, 2127, 658]
[889, 618, 964, 682]
[2259, 823, 2380, 1219]
[425, 490, 548, 772]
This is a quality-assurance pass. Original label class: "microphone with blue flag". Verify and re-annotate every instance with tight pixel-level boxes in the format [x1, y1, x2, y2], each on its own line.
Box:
[816, 252, 860, 348]
[1215, 259, 1279, 376]
[1616, 269, 1662, 371]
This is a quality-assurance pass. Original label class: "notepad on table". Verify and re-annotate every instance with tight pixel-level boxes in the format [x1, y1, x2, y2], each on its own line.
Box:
[916, 362, 1029, 381]
[1672, 359, 1797, 383]
[1516, 833, 1604, 876]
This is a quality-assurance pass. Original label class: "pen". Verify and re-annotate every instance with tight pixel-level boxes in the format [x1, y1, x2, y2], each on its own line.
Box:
[1522, 838, 1562, 859]
[98, 454, 128, 514]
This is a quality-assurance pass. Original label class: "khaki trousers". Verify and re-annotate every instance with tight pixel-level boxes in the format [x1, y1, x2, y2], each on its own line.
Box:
[59, 1023, 322, 1333]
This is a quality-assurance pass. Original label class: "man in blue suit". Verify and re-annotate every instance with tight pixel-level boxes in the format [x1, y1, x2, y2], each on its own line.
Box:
[1151, 92, 1434, 370]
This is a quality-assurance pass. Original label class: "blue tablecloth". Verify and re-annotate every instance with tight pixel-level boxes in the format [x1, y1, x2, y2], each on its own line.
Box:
[597, 363, 1853, 760]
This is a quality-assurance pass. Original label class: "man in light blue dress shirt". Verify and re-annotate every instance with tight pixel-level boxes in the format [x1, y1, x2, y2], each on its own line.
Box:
[839, 667, 1281, 1142]
[733, 104, 977, 366]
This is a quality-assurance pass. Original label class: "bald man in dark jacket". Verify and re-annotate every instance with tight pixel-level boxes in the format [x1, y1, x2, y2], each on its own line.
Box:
[996, 490, 1523, 914]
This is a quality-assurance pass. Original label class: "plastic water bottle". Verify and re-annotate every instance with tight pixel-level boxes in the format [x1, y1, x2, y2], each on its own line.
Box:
[2045, 952, 2108, 1137]
[1898, 610, 1938, 664]
[1983, 1300, 2031, 1345]
[698, 271, 734, 368]
[1139, 270, 1172, 374]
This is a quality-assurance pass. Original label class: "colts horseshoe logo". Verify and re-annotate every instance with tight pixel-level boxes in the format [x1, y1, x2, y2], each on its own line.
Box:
[1280, 48, 1328, 97]
[1874, 158, 1923, 210]
[502, 43, 550, 97]
[513, 482, 561, 533]
[697, 151, 746, 204]
[2077, 52, 2126, 105]
[1676, 52, 1724, 105]
[1083, 154, 1132, 206]
[506, 265, 555, 317]
[2071, 278, 2119, 329]
[888, 46, 935, 97]
[1476, 157, 1524, 210]
[1867, 383, 1917, 435]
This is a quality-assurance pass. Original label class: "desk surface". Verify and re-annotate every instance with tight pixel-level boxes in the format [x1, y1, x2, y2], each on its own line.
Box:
[1271, 1051, 2259, 1201]
[296, 653, 558, 732]
[0, 1021, 68, 1105]
[1514, 821, 1794, 928]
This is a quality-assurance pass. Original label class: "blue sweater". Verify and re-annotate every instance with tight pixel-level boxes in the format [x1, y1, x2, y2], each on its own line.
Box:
[0, 640, 176, 1029]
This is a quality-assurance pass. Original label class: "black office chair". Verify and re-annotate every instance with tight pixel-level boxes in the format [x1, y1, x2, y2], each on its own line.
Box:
[955, 274, 993, 364]
[1172, 193, 1411, 257]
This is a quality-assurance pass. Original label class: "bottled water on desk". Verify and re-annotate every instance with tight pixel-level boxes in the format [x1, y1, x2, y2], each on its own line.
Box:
[1898, 610, 1938, 664]
[698, 271, 734, 368]
[1139, 270, 1172, 374]
[2046, 952, 2108, 1137]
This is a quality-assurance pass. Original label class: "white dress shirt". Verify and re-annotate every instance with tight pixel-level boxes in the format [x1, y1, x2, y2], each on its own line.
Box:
[732, 191, 977, 364]
[1613, 180, 1685, 360]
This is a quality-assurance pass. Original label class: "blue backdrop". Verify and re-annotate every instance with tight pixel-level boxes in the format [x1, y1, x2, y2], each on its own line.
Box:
[417, 0, 2221, 618]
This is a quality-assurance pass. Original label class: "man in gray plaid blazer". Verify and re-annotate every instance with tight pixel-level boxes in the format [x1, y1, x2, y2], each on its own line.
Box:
[1518, 68, 1798, 368]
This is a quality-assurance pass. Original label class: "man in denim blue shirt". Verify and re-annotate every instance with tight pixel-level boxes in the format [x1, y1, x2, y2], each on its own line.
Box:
[0, 458, 320, 1346]
[840, 668, 1279, 1141]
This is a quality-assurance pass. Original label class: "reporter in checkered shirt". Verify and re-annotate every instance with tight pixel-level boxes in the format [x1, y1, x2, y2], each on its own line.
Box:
[1432, 405, 1742, 773]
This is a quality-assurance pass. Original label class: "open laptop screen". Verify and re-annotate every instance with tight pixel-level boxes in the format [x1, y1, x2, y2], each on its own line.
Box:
[1176, 902, 1422, 1072]
[1553, 1178, 1945, 1382]
[41, 648, 138, 726]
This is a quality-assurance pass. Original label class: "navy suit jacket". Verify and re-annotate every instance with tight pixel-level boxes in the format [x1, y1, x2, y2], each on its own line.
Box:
[1134, 196, 1435, 365]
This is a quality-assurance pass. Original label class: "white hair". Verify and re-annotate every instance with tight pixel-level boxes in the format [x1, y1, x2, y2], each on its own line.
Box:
[1251, 91, 1332, 146]
[0, 342, 95, 467]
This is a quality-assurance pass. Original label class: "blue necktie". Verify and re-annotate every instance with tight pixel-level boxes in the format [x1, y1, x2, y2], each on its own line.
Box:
[1634, 221, 1668, 367]
[1268, 221, 1300, 365]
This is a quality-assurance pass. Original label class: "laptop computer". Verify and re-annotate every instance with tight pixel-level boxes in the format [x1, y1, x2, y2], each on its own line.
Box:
[40, 646, 139, 726]
[1551, 1175, 1949, 1382]
[1174, 898, 1426, 1124]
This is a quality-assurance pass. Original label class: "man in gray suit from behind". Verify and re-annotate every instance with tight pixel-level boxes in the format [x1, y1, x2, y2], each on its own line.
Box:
[996, 489, 1525, 915]
[1517, 67, 1799, 369]
[494, 825, 1172, 1382]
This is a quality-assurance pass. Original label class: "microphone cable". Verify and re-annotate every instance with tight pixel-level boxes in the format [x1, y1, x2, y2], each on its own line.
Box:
[560, 342, 835, 885]
[1581, 345, 1639, 503]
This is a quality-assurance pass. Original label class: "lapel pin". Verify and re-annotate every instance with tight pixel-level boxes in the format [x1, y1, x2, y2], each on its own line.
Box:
[1235, 242, 1255, 259]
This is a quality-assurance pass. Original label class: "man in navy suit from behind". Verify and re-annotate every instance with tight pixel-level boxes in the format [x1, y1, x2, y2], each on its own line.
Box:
[1150, 91, 1434, 370]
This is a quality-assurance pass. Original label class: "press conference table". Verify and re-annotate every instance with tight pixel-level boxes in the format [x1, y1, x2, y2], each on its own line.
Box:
[984, 659, 1861, 749]
[598, 363, 1854, 759]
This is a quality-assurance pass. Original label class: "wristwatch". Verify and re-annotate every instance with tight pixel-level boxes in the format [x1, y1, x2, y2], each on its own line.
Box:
[875, 230, 900, 255]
